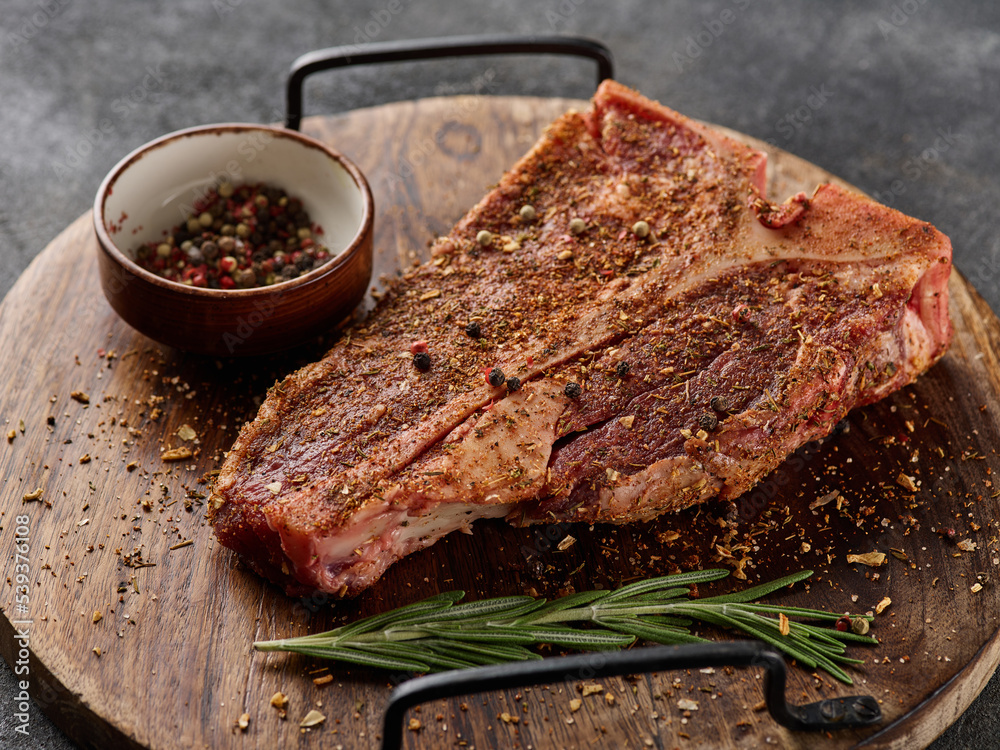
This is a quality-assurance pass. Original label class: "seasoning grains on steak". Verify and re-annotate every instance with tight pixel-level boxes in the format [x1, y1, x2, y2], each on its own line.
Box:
[209, 80, 952, 599]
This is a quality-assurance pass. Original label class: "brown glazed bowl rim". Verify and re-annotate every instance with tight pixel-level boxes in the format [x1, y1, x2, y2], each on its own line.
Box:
[93, 123, 373, 304]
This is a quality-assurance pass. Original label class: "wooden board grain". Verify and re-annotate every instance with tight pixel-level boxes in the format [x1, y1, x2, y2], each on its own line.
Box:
[2, 96, 1000, 750]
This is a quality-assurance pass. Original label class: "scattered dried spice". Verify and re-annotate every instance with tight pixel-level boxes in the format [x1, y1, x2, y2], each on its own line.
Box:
[957, 539, 978, 552]
[569, 698, 582, 713]
[299, 709, 325, 728]
[133, 182, 330, 289]
[70, 390, 90, 404]
[312, 674, 334, 687]
[92, 610, 103, 624]
[616, 361, 630, 377]
[176, 424, 197, 441]
[556, 535, 577, 551]
[237, 713, 250, 731]
[161, 447, 192, 462]
[896, 472, 918, 492]
[408, 718, 423, 732]
[22, 487, 43, 502]
[778, 613, 790, 636]
[270, 692, 288, 710]
[874, 596, 892, 615]
[846, 552, 886, 567]
[6, 429, 15, 443]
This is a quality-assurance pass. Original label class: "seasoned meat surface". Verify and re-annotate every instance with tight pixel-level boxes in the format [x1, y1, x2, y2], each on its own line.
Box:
[210, 81, 952, 597]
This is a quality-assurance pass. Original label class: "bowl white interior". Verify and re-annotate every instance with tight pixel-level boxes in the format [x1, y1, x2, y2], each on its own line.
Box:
[101, 127, 365, 264]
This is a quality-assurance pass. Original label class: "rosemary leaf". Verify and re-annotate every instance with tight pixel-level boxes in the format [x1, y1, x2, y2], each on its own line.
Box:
[253, 568, 877, 685]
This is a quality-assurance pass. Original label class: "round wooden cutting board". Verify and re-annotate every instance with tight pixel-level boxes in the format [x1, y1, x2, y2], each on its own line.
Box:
[3, 96, 1000, 750]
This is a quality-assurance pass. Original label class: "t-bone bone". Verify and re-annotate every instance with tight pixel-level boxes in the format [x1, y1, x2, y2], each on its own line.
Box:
[209, 81, 953, 598]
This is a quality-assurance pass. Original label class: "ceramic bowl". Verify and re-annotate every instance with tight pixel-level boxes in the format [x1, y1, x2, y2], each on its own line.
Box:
[93, 124, 373, 356]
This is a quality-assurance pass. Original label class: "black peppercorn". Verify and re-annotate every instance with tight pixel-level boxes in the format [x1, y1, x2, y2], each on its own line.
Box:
[413, 352, 431, 371]
[616, 361, 630, 378]
[709, 395, 729, 412]
[698, 412, 719, 432]
[506, 376, 521, 392]
[564, 382, 582, 398]
[465, 321, 482, 338]
[488, 367, 505, 387]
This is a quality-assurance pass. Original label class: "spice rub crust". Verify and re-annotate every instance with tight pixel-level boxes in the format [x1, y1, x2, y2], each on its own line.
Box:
[210, 81, 952, 597]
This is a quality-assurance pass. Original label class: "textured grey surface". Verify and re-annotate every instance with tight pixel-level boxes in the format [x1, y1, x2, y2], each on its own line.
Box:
[1, 1, 998, 748]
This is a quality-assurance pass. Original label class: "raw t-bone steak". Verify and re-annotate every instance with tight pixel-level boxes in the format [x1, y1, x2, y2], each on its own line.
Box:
[209, 81, 952, 597]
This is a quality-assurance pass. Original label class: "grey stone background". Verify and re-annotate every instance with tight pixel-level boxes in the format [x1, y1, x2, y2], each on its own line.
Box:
[1, 1, 998, 748]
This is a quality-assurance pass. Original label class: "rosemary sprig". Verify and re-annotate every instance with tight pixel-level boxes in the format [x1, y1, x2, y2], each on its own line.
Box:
[254, 568, 877, 684]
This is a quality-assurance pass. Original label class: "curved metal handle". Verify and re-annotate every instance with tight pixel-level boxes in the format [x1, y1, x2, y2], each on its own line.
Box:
[285, 34, 615, 131]
[380, 641, 881, 750]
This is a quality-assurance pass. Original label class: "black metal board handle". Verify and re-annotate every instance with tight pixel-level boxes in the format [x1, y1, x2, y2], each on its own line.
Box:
[285, 34, 614, 131]
[380, 641, 881, 750]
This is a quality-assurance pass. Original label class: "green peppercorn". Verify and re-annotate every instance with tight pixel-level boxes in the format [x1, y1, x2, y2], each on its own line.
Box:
[198, 211, 214, 228]
[564, 382, 582, 398]
[217, 181, 234, 198]
[569, 217, 586, 235]
[519, 204, 536, 221]
[413, 352, 431, 371]
[698, 412, 719, 432]
[465, 321, 482, 338]
[632, 220, 651, 238]
[616, 361, 630, 378]
[506, 376, 521, 392]
[710, 395, 729, 412]
[476, 230, 493, 246]
[850, 617, 870, 635]
[488, 367, 505, 387]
